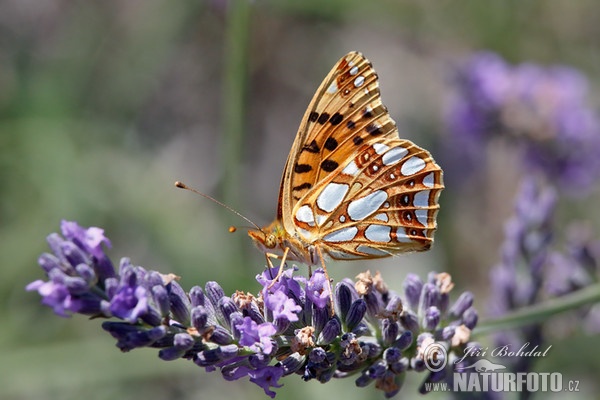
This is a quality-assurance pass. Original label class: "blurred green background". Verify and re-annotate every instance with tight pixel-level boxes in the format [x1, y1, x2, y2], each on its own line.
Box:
[3, 1, 600, 399]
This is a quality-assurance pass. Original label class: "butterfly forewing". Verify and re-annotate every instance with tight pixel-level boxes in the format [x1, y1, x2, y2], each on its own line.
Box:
[251, 51, 443, 265]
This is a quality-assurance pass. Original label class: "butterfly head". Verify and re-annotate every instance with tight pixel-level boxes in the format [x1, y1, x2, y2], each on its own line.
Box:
[248, 219, 312, 264]
[247, 221, 284, 253]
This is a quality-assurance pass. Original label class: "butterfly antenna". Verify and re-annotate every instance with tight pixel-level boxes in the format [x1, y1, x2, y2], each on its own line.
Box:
[174, 181, 262, 231]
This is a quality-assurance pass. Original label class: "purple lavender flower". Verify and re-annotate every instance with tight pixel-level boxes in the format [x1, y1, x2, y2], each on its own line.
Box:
[445, 51, 600, 191]
[28, 221, 480, 398]
[237, 317, 276, 355]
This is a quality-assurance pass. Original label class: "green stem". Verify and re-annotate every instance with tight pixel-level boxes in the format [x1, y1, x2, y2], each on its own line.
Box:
[473, 282, 600, 336]
[220, 0, 251, 210]
[219, 0, 251, 271]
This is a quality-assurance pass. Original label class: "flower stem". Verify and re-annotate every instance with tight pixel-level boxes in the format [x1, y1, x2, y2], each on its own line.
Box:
[220, 0, 252, 271]
[220, 0, 251, 210]
[474, 283, 600, 336]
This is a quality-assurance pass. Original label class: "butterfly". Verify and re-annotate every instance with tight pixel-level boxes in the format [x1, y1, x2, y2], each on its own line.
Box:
[248, 51, 443, 271]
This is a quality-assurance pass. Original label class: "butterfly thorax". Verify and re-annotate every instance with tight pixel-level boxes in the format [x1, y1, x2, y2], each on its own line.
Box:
[248, 219, 319, 265]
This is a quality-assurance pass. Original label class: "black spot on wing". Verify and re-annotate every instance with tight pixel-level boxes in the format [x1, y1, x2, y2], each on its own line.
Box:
[321, 160, 339, 172]
[365, 123, 382, 136]
[317, 113, 330, 125]
[293, 182, 312, 191]
[294, 163, 312, 173]
[309, 112, 319, 122]
[353, 136, 364, 145]
[329, 113, 343, 125]
[324, 137, 338, 151]
[347, 120, 356, 130]
[302, 140, 320, 153]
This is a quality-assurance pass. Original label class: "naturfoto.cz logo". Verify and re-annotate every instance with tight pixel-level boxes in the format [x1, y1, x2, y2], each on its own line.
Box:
[422, 343, 581, 393]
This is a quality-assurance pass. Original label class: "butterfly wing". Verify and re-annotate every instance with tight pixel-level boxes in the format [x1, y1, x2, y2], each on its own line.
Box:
[279, 52, 443, 260]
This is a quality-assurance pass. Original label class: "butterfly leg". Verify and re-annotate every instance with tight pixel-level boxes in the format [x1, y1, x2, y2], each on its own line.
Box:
[265, 247, 290, 290]
[315, 246, 335, 316]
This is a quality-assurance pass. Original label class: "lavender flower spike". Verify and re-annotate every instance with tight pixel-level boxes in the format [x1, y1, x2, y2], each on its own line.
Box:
[27, 221, 480, 398]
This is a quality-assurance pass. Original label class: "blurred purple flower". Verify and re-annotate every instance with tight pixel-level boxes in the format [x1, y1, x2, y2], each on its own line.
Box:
[445, 51, 600, 191]
[489, 176, 600, 372]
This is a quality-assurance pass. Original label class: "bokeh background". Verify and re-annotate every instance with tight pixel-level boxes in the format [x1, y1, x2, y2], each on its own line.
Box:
[3, 1, 600, 399]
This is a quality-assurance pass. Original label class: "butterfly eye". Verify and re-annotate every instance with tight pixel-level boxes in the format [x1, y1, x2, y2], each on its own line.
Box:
[265, 234, 277, 249]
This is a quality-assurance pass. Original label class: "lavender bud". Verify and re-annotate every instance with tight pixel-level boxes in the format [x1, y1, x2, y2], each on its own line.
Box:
[364, 342, 382, 358]
[389, 357, 409, 374]
[210, 325, 234, 345]
[245, 302, 265, 325]
[104, 277, 119, 299]
[335, 282, 354, 320]
[273, 316, 291, 335]
[383, 347, 401, 363]
[438, 292, 449, 314]
[345, 299, 367, 331]
[249, 353, 270, 368]
[95, 256, 115, 281]
[205, 281, 225, 308]
[141, 307, 162, 327]
[167, 280, 191, 326]
[158, 333, 195, 361]
[75, 263, 96, 285]
[63, 276, 88, 294]
[411, 357, 426, 372]
[352, 322, 369, 336]
[423, 306, 441, 331]
[159, 347, 185, 361]
[38, 253, 60, 273]
[384, 295, 403, 318]
[462, 307, 478, 329]
[277, 352, 305, 375]
[187, 286, 204, 307]
[367, 360, 387, 378]
[393, 330, 413, 350]
[382, 318, 399, 346]
[403, 273, 423, 310]
[174, 332, 194, 349]
[448, 291, 474, 319]
[441, 326, 456, 341]
[399, 309, 420, 334]
[195, 347, 223, 366]
[218, 296, 238, 328]
[118, 257, 132, 276]
[145, 271, 164, 287]
[418, 283, 440, 315]
[312, 305, 329, 333]
[363, 291, 383, 319]
[101, 323, 166, 352]
[46, 234, 66, 263]
[191, 305, 209, 331]
[61, 241, 89, 268]
[318, 317, 341, 345]
[355, 373, 373, 387]
[309, 347, 327, 363]
[229, 311, 244, 340]
[152, 285, 170, 317]
[75, 295, 103, 315]
[220, 344, 239, 359]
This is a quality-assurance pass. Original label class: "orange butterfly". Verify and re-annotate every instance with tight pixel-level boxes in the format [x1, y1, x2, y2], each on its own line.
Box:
[248, 52, 443, 272]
